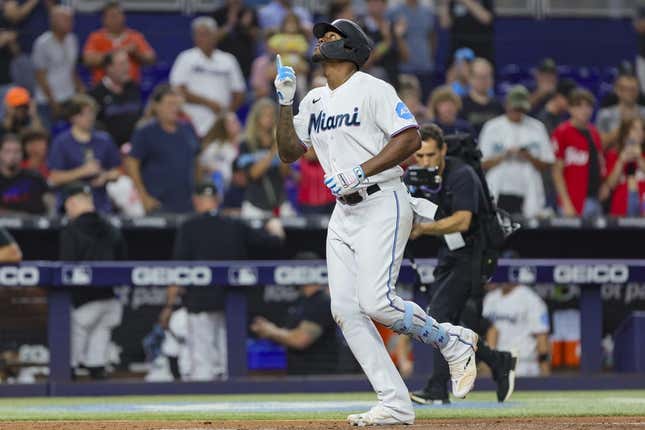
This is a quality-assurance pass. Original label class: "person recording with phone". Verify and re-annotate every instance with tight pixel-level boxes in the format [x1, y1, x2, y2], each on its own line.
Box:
[478, 85, 554, 219]
[601, 117, 645, 216]
[49, 94, 122, 213]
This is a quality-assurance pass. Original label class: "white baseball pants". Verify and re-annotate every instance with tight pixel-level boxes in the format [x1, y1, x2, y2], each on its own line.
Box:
[327, 181, 437, 419]
[71, 298, 122, 368]
[186, 311, 228, 381]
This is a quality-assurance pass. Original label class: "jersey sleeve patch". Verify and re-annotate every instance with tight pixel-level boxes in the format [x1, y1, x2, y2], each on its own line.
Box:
[395, 101, 414, 120]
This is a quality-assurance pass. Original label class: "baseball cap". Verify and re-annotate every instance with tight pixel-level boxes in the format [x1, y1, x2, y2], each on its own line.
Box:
[506, 85, 531, 112]
[537, 58, 557, 74]
[4, 87, 30, 108]
[555, 78, 577, 98]
[193, 181, 218, 197]
[454, 47, 475, 63]
[61, 181, 92, 203]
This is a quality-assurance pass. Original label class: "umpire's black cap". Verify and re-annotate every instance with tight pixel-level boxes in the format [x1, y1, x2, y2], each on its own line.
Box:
[193, 181, 218, 197]
[61, 181, 92, 203]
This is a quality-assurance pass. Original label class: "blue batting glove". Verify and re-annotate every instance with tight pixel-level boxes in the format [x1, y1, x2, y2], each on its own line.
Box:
[274, 54, 296, 106]
[324, 166, 366, 197]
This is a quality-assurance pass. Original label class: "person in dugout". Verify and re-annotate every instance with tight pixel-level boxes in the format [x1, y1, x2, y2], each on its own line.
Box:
[59, 181, 126, 380]
[405, 124, 517, 404]
[250, 251, 340, 375]
[159, 181, 285, 381]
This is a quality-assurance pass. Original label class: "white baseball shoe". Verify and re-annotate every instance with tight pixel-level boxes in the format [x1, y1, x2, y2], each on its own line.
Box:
[440, 323, 479, 399]
[347, 405, 414, 426]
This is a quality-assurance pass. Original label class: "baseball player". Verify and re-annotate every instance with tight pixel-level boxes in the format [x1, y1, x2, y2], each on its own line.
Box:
[275, 19, 478, 426]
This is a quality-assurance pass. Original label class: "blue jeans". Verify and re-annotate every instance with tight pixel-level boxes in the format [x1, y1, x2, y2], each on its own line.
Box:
[582, 197, 603, 219]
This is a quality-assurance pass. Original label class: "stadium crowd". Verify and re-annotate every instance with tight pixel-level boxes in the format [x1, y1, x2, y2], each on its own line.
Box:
[0, 0, 643, 220]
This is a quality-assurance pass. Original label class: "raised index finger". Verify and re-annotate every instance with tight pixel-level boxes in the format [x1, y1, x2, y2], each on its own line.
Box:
[275, 54, 283, 70]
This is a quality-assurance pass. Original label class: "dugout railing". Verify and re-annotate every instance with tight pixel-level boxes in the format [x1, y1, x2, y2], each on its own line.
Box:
[0, 259, 644, 397]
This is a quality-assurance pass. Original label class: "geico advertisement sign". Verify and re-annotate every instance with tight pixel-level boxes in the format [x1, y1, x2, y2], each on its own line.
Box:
[553, 264, 629, 284]
[274, 265, 327, 285]
[0, 266, 39, 285]
[131, 266, 212, 286]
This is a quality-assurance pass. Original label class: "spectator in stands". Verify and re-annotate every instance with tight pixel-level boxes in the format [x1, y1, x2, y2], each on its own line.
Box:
[596, 71, 645, 147]
[447, 47, 474, 97]
[480, 85, 554, 218]
[199, 112, 242, 192]
[0, 133, 50, 214]
[0, 3, 21, 115]
[0, 226, 21, 262]
[170, 17, 246, 138]
[220, 161, 248, 216]
[251, 252, 339, 375]
[398, 74, 428, 123]
[460, 57, 503, 135]
[536, 78, 577, 135]
[20, 127, 49, 178]
[60, 182, 126, 380]
[361, 0, 409, 89]
[48, 94, 121, 214]
[388, 0, 437, 99]
[297, 148, 335, 215]
[160, 182, 285, 381]
[259, 0, 312, 33]
[213, 0, 260, 80]
[602, 117, 645, 217]
[125, 84, 199, 214]
[599, 62, 645, 108]
[552, 88, 605, 218]
[32, 5, 83, 130]
[237, 98, 292, 218]
[267, 12, 310, 99]
[428, 85, 475, 135]
[249, 36, 275, 100]
[1, 0, 52, 96]
[536, 78, 577, 211]
[90, 50, 142, 147]
[2, 86, 42, 137]
[439, 0, 494, 64]
[327, 0, 355, 21]
[483, 281, 550, 377]
[529, 58, 558, 116]
[83, 1, 156, 85]
[634, 5, 645, 94]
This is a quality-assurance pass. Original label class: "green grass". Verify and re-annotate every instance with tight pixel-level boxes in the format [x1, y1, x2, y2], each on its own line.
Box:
[0, 391, 644, 421]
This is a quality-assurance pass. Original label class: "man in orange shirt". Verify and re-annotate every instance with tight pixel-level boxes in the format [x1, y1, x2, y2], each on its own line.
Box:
[82, 1, 156, 84]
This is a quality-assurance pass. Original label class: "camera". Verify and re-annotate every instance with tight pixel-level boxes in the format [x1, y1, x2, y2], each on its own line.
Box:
[404, 166, 442, 188]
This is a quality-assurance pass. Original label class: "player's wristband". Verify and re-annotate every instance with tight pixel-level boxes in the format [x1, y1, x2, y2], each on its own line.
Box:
[353, 165, 366, 182]
[538, 353, 550, 363]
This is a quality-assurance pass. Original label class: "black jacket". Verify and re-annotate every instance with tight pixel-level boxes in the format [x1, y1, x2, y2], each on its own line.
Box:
[173, 211, 284, 312]
[60, 211, 127, 307]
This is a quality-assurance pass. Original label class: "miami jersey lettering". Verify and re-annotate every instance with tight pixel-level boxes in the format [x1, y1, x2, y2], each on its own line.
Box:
[293, 71, 418, 186]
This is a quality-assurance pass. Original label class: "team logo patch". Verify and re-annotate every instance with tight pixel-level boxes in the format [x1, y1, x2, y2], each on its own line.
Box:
[396, 101, 413, 120]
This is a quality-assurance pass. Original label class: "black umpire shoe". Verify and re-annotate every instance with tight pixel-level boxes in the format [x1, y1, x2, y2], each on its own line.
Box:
[410, 389, 450, 405]
[492, 350, 518, 403]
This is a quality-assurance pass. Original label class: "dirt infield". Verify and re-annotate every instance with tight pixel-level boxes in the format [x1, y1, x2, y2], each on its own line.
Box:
[3, 417, 645, 430]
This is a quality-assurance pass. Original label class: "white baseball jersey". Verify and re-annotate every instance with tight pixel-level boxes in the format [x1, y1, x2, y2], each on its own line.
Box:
[483, 285, 550, 376]
[170, 48, 246, 137]
[479, 115, 554, 218]
[293, 71, 418, 185]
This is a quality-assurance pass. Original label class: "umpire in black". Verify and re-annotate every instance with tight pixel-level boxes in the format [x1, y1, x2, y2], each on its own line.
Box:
[160, 182, 285, 381]
[60, 182, 126, 380]
[405, 124, 516, 404]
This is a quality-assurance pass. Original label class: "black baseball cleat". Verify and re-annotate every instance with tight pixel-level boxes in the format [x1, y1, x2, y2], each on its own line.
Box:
[410, 389, 451, 405]
[492, 350, 518, 403]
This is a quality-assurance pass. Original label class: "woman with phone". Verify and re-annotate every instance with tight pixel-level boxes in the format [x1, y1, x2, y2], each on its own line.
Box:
[602, 117, 645, 216]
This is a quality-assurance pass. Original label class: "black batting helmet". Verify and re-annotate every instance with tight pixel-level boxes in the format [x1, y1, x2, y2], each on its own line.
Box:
[313, 19, 373, 69]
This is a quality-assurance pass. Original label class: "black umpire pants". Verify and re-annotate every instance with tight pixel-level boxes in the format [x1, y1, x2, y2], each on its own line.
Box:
[426, 245, 486, 393]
